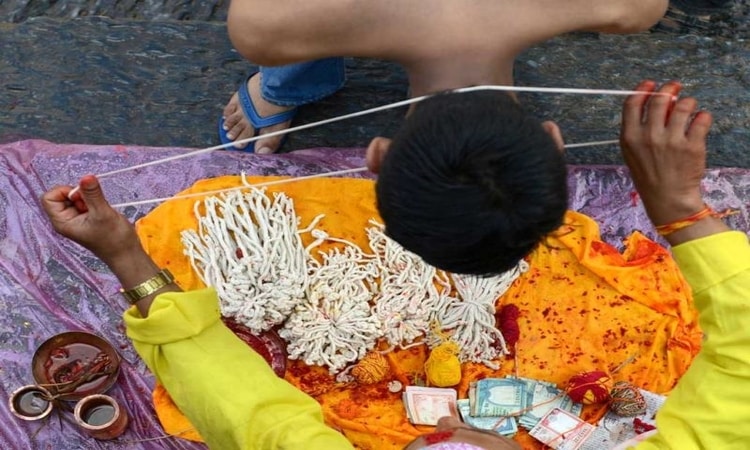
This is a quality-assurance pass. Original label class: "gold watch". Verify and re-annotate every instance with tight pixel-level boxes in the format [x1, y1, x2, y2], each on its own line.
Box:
[120, 269, 175, 304]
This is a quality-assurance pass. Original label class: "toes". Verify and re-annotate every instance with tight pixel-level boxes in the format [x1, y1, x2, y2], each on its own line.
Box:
[228, 122, 256, 149]
[223, 109, 246, 133]
[255, 137, 282, 154]
[254, 127, 288, 154]
[222, 93, 240, 122]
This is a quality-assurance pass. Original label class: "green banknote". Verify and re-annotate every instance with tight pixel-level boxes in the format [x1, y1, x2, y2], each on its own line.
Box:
[472, 378, 527, 417]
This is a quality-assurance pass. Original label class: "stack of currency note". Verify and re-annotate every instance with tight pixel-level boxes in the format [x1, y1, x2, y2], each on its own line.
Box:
[401, 376, 584, 438]
[469, 378, 528, 417]
[512, 376, 582, 430]
[466, 377, 583, 431]
[402, 386, 459, 426]
[457, 399, 519, 437]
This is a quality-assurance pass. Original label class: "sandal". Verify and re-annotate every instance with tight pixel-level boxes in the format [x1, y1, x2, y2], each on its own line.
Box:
[218, 73, 298, 152]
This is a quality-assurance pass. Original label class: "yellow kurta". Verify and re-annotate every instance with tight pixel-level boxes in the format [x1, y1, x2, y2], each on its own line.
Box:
[636, 231, 750, 450]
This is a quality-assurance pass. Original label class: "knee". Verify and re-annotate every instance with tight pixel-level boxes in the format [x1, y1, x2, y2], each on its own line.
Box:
[608, 0, 669, 33]
[227, 1, 288, 65]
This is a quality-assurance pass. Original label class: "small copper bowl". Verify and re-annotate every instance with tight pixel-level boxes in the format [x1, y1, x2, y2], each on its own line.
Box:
[31, 331, 121, 401]
[74, 394, 129, 440]
[9, 385, 54, 421]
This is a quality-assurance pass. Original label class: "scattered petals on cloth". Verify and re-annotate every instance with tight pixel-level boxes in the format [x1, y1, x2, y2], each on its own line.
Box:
[138, 176, 702, 450]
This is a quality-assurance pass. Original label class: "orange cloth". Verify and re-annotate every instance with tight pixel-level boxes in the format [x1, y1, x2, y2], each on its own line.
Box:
[136, 176, 701, 450]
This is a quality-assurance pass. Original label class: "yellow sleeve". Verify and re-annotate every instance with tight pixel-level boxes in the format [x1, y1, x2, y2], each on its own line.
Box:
[123, 288, 354, 450]
[635, 231, 750, 450]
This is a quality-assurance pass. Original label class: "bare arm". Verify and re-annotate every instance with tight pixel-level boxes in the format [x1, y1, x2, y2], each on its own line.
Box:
[40, 175, 181, 316]
[619, 80, 730, 244]
[621, 81, 750, 449]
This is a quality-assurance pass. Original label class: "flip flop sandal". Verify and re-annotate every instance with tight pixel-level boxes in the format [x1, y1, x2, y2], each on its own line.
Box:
[218, 73, 298, 152]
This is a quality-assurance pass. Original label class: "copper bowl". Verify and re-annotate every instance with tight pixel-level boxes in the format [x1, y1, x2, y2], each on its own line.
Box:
[9, 385, 54, 421]
[31, 331, 121, 401]
[74, 394, 129, 440]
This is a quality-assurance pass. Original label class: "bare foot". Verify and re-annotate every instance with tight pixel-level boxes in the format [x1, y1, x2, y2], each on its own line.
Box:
[222, 73, 295, 153]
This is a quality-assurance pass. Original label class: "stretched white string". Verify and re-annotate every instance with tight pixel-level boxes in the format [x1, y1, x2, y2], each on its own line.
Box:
[69, 84, 664, 198]
[111, 167, 368, 208]
[110, 138, 620, 208]
[563, 139, 618, 149]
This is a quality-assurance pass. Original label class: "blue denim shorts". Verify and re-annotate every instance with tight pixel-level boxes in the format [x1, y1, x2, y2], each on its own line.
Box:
[260, 58, 346, 106]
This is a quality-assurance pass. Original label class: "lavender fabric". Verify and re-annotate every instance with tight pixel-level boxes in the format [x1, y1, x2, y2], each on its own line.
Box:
[0, 139, 748, 449]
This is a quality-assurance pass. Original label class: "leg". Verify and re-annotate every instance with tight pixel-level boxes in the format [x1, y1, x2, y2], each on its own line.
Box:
[221, 58, 345, 152]
[260, 59, 346, 106]
[227, 0, 669, 97]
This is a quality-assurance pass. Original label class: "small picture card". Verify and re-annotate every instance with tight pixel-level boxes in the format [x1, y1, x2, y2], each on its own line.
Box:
[529, 407, 595, 450]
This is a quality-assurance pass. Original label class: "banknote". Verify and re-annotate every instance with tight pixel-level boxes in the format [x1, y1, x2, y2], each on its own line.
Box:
[457, 399, 518, 436]
[472, 378, 527, 417]
[402, 386, 459, 426]
[511, 376, 548, 418]
[513, 377, 582, 430]
[529, 407, 595, 450]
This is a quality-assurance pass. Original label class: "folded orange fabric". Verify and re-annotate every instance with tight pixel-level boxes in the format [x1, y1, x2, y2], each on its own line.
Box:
[136, 176, 701, 449]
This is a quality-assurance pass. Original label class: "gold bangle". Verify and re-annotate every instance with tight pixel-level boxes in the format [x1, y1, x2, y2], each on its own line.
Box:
[119, 269, 175, 304]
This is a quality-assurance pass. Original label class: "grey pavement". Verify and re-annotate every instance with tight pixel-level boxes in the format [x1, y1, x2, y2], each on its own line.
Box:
[1, 2, 748, 167]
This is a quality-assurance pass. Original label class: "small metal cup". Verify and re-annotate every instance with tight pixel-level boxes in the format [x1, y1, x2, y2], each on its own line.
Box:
[74, 394, 129, 440]
[9, 385, 54, 421]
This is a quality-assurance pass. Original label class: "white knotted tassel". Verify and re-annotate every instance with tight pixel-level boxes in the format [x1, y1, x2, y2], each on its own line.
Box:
[367, 221, 452, 348]
[181, 185, 310, 334]
[429, 262, 528, 369]
[280, 232, 382, 373]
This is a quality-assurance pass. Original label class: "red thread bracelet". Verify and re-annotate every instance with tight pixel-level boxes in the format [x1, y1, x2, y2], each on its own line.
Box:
[655, 205, 716, 236]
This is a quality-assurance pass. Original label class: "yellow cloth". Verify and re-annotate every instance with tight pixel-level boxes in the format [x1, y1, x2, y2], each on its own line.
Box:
[635, 231, 750, 450]
[133, 176, 704, 449]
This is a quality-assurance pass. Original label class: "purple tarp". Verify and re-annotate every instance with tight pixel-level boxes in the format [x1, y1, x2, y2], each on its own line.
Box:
[1, 139, 748, 449]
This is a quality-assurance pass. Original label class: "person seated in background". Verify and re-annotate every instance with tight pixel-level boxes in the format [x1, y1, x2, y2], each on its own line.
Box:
[222, 0, 739, 155]
[42, 80, 750, 449]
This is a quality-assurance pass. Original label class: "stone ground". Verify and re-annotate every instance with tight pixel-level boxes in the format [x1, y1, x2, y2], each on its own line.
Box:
[1, 1, 749, 166]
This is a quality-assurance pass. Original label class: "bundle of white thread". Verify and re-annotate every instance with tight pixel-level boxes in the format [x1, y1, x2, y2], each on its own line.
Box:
[181, 183, 525, 373]
[429, 263, 528, 369]
[280, 232, 382, 373]
[181, 187, 309, 334]
[367, 221, 453, 348]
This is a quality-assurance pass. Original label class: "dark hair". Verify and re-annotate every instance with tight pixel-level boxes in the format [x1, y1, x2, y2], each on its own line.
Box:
[376, 91, 568, 276]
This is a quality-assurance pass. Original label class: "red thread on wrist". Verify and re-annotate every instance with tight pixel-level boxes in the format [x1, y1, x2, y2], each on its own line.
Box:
[655, 204, 715, 236]
[423, 430, 455, 445]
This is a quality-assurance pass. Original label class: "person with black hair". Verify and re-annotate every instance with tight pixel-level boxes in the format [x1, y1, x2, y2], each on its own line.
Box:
[371, 91, 568, 275]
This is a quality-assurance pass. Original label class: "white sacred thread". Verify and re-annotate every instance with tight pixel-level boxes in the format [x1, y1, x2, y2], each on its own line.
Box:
[108, 138, 620, 208]
[70, 83, 669, 201]
[181, 186, 310, 334]
[280, 229, 383, 374]
[181, 182, 531, 372]
[367, 221, 454, 348]
[429, 264, 529, 369]
[110, 167, 369, 208]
